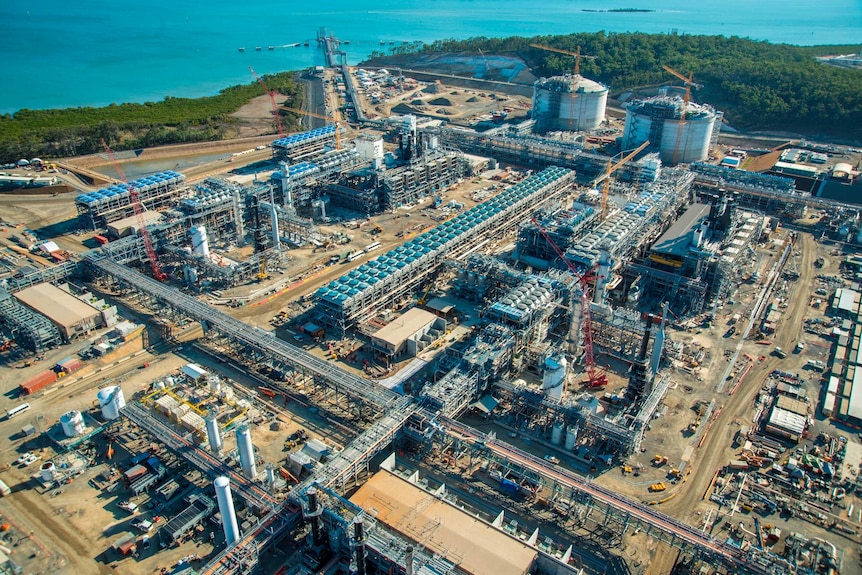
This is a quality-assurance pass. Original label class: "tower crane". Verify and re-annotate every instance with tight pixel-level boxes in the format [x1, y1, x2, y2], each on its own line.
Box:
[590, 140, 650, 220]
[249, 66, 285, 137]
[100, 139, 167, 281]
[278, 105, 343, 150]
[530, 43, 597, 132]
[661, 64, 702, 164]
[531, 217, 608, 388]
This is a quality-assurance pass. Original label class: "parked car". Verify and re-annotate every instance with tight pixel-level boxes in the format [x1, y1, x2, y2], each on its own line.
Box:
[131, 518, 153, 533]
[15, 452, 34, 465]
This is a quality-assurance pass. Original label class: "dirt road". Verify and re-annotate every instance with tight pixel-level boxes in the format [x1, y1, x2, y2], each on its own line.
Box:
[646, 233, 814, 573]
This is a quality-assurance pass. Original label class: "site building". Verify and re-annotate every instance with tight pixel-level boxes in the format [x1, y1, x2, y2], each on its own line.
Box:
[14, 282, 109, 341]
[369, 307, 445, 359]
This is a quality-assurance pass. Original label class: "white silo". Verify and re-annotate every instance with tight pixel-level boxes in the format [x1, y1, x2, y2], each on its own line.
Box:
[551, 421, 565, 445]
[622, 96, 719, 165]
[60, 410, 85, 437]
[532, 75, 608, 132]
[213, 476, 240, 545]
[205, 411, 222, 453]
[542, 354, 567, 403]
[190, 224, 210, 258]
[235, 424, 257, 479]
[40, 461, 57, 482]
[98, 386, 126, 420]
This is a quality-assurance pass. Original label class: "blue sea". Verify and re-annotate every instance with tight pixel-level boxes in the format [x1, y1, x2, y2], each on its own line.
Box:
[1, 0, 860, 114]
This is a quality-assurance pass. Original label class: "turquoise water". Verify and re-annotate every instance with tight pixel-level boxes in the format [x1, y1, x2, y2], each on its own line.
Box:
[1, 0, 860, 114]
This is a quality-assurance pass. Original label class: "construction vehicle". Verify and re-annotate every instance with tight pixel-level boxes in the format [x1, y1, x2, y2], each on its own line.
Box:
[649, 482, 667, 492]
[661, 64, 702, 164]
[101, 139, 167, 281]
[257, 257, 268, 282]
[249, 66, 285, 137]
[532, 217, 607, 388]
[529, 43, 596, 132]
[590, 141, 650, 220]
[668, 468, 682, 480]
[278, 105, 344, 149]
[621, 464, 633, 475]
[653, 454, 668, 466]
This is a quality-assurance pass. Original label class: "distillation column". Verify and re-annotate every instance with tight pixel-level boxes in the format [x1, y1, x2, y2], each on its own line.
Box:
[214, 476, 240, 545]
[236, 424, 257, 479]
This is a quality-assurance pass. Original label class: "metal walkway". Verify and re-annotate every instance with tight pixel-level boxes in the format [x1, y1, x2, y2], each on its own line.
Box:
[87, 253, 399, 412]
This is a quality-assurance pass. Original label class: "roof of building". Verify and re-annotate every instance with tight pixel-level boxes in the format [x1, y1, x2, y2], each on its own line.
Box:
[107, 210, 164, 236]
[768, 406, 807, 436]
[350, 470, 537, 575]
[836, 288, 860, 313]
[14, 283, 100, 328]
[775, 395, 809, 416]
[372, 308, 437, 347]
[651, 203, 710, 257]
[425, 297, 455, 314]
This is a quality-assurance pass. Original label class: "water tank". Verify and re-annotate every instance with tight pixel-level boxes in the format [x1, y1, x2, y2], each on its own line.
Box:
[551, 421, 565, 445]
[533, 75, 608, 132]
[60, 410, 85, 437]
[98, 386, 126, 420]
[40, 461, 56, 482]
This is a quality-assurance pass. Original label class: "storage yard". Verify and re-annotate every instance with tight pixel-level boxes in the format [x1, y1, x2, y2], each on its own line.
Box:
[0, 28, 861, 575]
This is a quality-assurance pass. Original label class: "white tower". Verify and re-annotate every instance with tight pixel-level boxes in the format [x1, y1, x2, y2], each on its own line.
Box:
[214, 476, 240, 545]
[542, 353, 567, 403]
[205, 411, 222, 453]
[270, 189, 280, 252]
[190, 225, 210, 258]
[236, 424, 257, 479]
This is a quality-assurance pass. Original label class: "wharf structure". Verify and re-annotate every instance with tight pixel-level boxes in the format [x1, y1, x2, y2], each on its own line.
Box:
[314, 167, 576, 335]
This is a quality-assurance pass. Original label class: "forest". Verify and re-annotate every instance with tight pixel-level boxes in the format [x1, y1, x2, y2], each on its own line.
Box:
[375, 33, 862, 141]
[0, 72, 302, 162]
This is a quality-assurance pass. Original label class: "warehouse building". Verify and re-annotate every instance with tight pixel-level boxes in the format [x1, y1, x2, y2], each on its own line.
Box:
[351, 468, 538, 575]
[14, 283, 105, 341]
[370, 308, 445, 359]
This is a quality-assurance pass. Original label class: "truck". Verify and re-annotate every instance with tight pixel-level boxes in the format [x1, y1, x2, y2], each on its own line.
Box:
[774, 347, 787, 359]
[0, 479, 10, 497]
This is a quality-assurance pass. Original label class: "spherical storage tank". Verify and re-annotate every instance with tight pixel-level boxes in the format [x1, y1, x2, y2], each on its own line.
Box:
[98, 386, 126, 420]
[532, 75, 608, 132]
[622, 96, 719, 165]
[60, 410, 85, 438]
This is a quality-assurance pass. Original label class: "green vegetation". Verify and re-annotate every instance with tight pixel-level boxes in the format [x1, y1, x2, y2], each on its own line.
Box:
[0, 72, 302, 162]
[378, 33, 862, 141]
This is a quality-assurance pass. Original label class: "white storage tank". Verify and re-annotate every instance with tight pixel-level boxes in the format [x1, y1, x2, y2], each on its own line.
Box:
[98, 386, 126, 420]
[622, 96, 719, 164]
[565, 425, 579, 451]
[532, 75, 608, 132]
[60, 410, 85, 437]
[40, 461, 56, 482]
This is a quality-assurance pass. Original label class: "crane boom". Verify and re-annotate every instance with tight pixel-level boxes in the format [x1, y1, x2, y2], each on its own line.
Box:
[595, 140, 650, 220]
[531, 217, 607, 388]
[530, 43, 595, 75]
[249, 66, 284, 137]
[100, 139, 167, 281]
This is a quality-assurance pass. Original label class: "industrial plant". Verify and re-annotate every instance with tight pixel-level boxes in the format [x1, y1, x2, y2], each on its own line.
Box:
[1, 26, 862, 575]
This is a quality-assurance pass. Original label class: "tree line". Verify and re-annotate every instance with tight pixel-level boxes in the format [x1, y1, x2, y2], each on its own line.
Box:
[0, 72, 302, 162]
[386, 33, 862, 141]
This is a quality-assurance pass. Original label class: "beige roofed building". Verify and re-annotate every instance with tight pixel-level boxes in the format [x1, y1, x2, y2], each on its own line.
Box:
[370, 308, 445, 359]
[14, 283, 102, 341]
[350, 470, 537, 575]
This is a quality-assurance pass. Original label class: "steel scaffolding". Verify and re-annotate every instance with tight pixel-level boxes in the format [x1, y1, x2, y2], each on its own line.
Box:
[0, 287, 62, 352]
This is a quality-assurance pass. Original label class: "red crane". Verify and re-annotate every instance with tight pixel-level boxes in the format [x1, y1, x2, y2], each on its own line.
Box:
[531, 217, 608, 388]
[249, 66, 284, 137]
[100, 139, 167, 281]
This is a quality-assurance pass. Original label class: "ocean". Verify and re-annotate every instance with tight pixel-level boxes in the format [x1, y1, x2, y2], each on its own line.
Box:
[1, 0, 860, 114]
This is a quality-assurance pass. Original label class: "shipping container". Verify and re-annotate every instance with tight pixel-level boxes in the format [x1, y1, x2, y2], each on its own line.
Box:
[57, 358, 83, 374]
[0, 479, 10, 496]
[20, 370, 57, 395]
[93, 234, 109, 245]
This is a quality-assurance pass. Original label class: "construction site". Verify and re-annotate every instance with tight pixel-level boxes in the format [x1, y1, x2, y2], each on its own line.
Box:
[1, 26, 862, 575]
